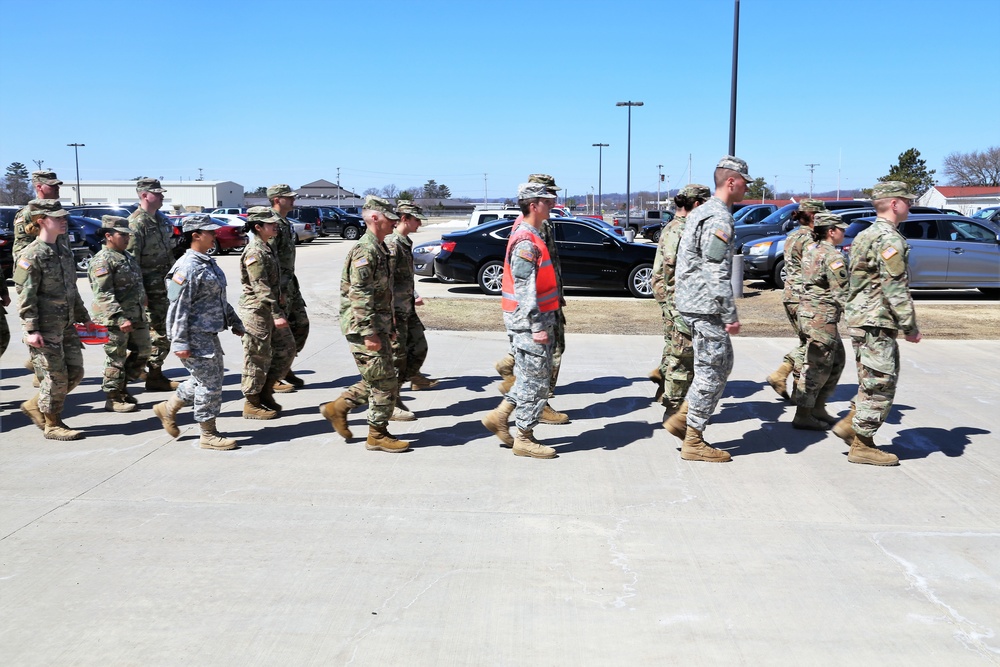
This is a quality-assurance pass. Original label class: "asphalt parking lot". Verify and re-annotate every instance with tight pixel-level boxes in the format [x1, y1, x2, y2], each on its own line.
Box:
[2, 227, 999, 665]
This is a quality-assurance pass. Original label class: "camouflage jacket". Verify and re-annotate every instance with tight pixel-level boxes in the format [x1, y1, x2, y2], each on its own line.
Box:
[800, 240, 848, 316]
[674, 197, 738, 323]
[270, 212, 298, 296]
[238, 234, 285, 338]
[651, 215, 686, 305]
[12, 206, 70, 260]
[844, 218, 919, 334]
[126, 208, 175, 288]
[13, 238, 89, 337]
[502, 224, 557, 335]
[340, 230, 393, 339]
[88, 245, 148, 327]
[385, 231, 417, 313]
[165, 250, 241, 355]
[782, 225, 814, 303]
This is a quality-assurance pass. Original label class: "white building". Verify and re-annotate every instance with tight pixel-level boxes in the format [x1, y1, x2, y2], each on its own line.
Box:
[60, 180, 244, 211]
[917, 186, 1000, 216]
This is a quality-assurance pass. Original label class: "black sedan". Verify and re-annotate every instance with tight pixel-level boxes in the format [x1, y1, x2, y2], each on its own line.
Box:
[434, 217, 656, 298]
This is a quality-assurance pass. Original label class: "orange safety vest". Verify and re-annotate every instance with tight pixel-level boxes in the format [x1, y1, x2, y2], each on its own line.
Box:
[501, 224, 559, 313]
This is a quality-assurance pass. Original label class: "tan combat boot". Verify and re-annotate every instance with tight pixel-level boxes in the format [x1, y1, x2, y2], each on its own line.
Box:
[366, 424, 410, 452]
[153, 394, 186, 438]
[495, 354, 515, 394]
[272, 379, 296, 393]
[512, 428, 556, 458]
[766, 361, 793, 400]
[390, 401, 416, 421]
[540, 403, 569, 425]
[831, 407, 856, 446]
[792, 406, 829, 431]
[259, 383, 282, 412]
[681, 426, 731, 462]
[848, 433, 899, 466]
[42, 412, 83, 441]
[243, 394, 278, 420]
[811, 401, 839, 425]
[481, 399, 515, 447]
[105, 390, 138, 413]
[409, 374, 439, 390]
[648, 367, 665, 403]
[145, 366, 179, 391]
[20, 395, 45, 430]
[664, 400, 688, 439]
[319, 397, 353, 439]
[199, 419, 237, 450]
[284, 369, 305, 388]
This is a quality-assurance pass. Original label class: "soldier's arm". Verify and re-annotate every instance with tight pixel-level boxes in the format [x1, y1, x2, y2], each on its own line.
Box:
[347, 248, 378, 337]
[701, 219, 739, 324]
[167, 272, 196, 352]
[510, 240, 544, 333]
[879, 237, 919, 335]
[125, 222, 144, 258]
[651, 243, 666, 303]
[245, 253, 281, 317]
[14, 257, 41, 333]
[89, 259, 126, 325]
[827, 252, 849, 307]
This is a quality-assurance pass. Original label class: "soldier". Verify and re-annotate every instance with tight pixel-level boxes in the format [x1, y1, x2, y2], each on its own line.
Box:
[386, 200, 438, 417]
[673, 156, 752, 462]
[238, 207, 295, 420]
[88, 216, 151, 413]
[319, 196, 409, 453]
[153, 215, 245, 451]
[481, 183, 560, 459]
[791, 212, 850, 431]
[14, 199, 93, 440]
[267, 184, 309, 391]
[1, 278, 10, 359]
[493, 173, 569, 425]
[767, 199, 827, 400]
[12, 171, 64, 260]
[126, 178, 179, 392]
[838, 181, 922, 466]
[649, 184, 711, 439]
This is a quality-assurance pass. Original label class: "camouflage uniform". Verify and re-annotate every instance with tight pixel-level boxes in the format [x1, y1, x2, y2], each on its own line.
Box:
[0, 280, 9, 358]
[386, 230, 429, 383]
[675, 196, 738, 432]
[272, 210, 310, 355]
[651, 214, 694, 407]
[503, 224, 558, 431]
[12, 171, 68, 261]
[88, 242, 151, 393]
[166, 249, 243, 422]
[127, 207, 176, 370]
[845, 217, 919, 437]
[239, 232, 295, 395]
[780, 224, 814, 371]
[338, 230, 396, 426]
[793, 240, 848, 408]
[14, 238, 90, 414]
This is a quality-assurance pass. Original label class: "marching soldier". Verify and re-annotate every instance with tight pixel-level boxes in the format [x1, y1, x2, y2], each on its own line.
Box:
[12, 171, 64, 260]
[267, 184, 309, 391]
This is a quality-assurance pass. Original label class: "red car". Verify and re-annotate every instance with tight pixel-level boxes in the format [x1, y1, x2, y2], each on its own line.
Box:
[173, 215, 248, 255]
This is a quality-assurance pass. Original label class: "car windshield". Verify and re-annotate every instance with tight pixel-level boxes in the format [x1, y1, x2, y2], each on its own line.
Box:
[755, 203, 798, 226]
[971, 208, 997, 219]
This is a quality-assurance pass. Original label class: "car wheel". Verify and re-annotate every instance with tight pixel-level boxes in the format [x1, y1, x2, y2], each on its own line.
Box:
[772, 259, 786, 289]
[477, 260, 504, 296]
[627, 263, 654, 298]
[342, 225, 361, 241]
[206, 239, 220, 255]
[76, 251, 93, 272]
[651, 229, 661, 243]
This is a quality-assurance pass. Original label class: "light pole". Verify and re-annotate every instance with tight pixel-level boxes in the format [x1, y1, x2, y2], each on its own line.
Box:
[657, 164, 663, 211]
[616, 101, 643, 231]
[67, 143, 84, 205]
[592, 143, 608, 215]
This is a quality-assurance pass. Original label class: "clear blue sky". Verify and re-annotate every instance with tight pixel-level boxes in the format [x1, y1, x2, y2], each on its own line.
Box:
[2, 0, 997, 201]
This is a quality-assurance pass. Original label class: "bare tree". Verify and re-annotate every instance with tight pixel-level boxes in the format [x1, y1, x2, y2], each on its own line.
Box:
[943, 147, 1000, 187]
[380, 183, 399, 199]
[362, 187, 380, 196]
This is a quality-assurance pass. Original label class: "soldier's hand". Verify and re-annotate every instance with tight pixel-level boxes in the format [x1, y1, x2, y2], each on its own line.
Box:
[414, 296, 425, 306]
[725, 321, 741, 335]
[364, 334, 382, 351]
[232, 326, 245, 337]
[175, 350, 191, 359]
[1, 292, 9, 308]
[120, 319, 134, 333]
[274, 317, 289, 329]
[905, 332, 922, 343]
[26, 332, 44, 349]
[532, 330, 550, 344]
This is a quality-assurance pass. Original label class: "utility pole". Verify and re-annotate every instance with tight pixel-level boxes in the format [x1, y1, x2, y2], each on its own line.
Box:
[32, 159, 44, 171]
[774, 175, 778, 200]
[483, 173, 488, 204]
[805, 163, 820, 198]
[592, 143, 609, 215]
[337, 167, 341, 208]
[657, 164, 663, 211]
[615, 101, 643, 232]
[67, 143, 85, 206]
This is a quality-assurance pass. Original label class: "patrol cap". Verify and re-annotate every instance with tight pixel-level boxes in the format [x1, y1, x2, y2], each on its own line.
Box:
[32, 170, 63, 186]
[517, 182, 557, 201]
[528, 173, 560, 194]
[363, 195, 400, 220]
[679, 183, 711, 200]
[28, 198, 69, 218]
[396, 201, 427, 220]
[100, 215, 132, 233]
[267, 184, 297, 199]
[247, 206, 281, 224]
[716, 155, 752, 182]
[136, 177, 166, 194]
[799, 198, 827, 213]
[871, 181, 917, 200]
[812, 211, 847, 229]
[182, 214, 222, 233]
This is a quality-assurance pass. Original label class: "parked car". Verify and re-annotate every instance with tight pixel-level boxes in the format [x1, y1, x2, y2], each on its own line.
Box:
[291, 205, 364, 239]
[290, 218, 317, 244]
[413, 239, 454, 282]
[640, 211, 676, 242]
[733, 200, 874, 253]
[66, 205, 136, 220]
[733, 203, 778, 225]
[466, 208, 522, 228]
[971, 206, 1000, 223]
[435, 217, 657, 298]
[326, 206, 365, 239]
[209, 207, 247, 216]
[0, 206, 17, 277]
[174, 215, 247, 255]
[613, 209, 667, 234]
[67, 215, 105, 271]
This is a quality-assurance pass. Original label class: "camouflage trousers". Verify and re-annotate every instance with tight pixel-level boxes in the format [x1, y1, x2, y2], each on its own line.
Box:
[502, 309, 564, 397]
[681, 314, 734, 432]
[391, 309, 429, 384]
[0, 307, 8, 359]
[240, 322, 295, 395]
[792, 302, 845, 408]
[507, 330, 553, 430]
[175, 334, 225, 423]
[850, 326, 899, 437]
[286, 289, 310, 356]
[341, 336, 398, 427]
[29, 325, 85, 414]
[782, 301, 807, 373]
[101, 325, 152, 393]
[144, 287, 171, 370]
[658, 305, 694, 408]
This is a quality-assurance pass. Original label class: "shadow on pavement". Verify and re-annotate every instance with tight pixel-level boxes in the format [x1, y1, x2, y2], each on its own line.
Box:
[887, 426, 991, 460]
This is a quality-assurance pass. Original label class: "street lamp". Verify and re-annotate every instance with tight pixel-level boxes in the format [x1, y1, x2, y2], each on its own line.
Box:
[615, 101, 643, 232]
[67, 143, 85, 205]
[592, 143, 609, 215]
